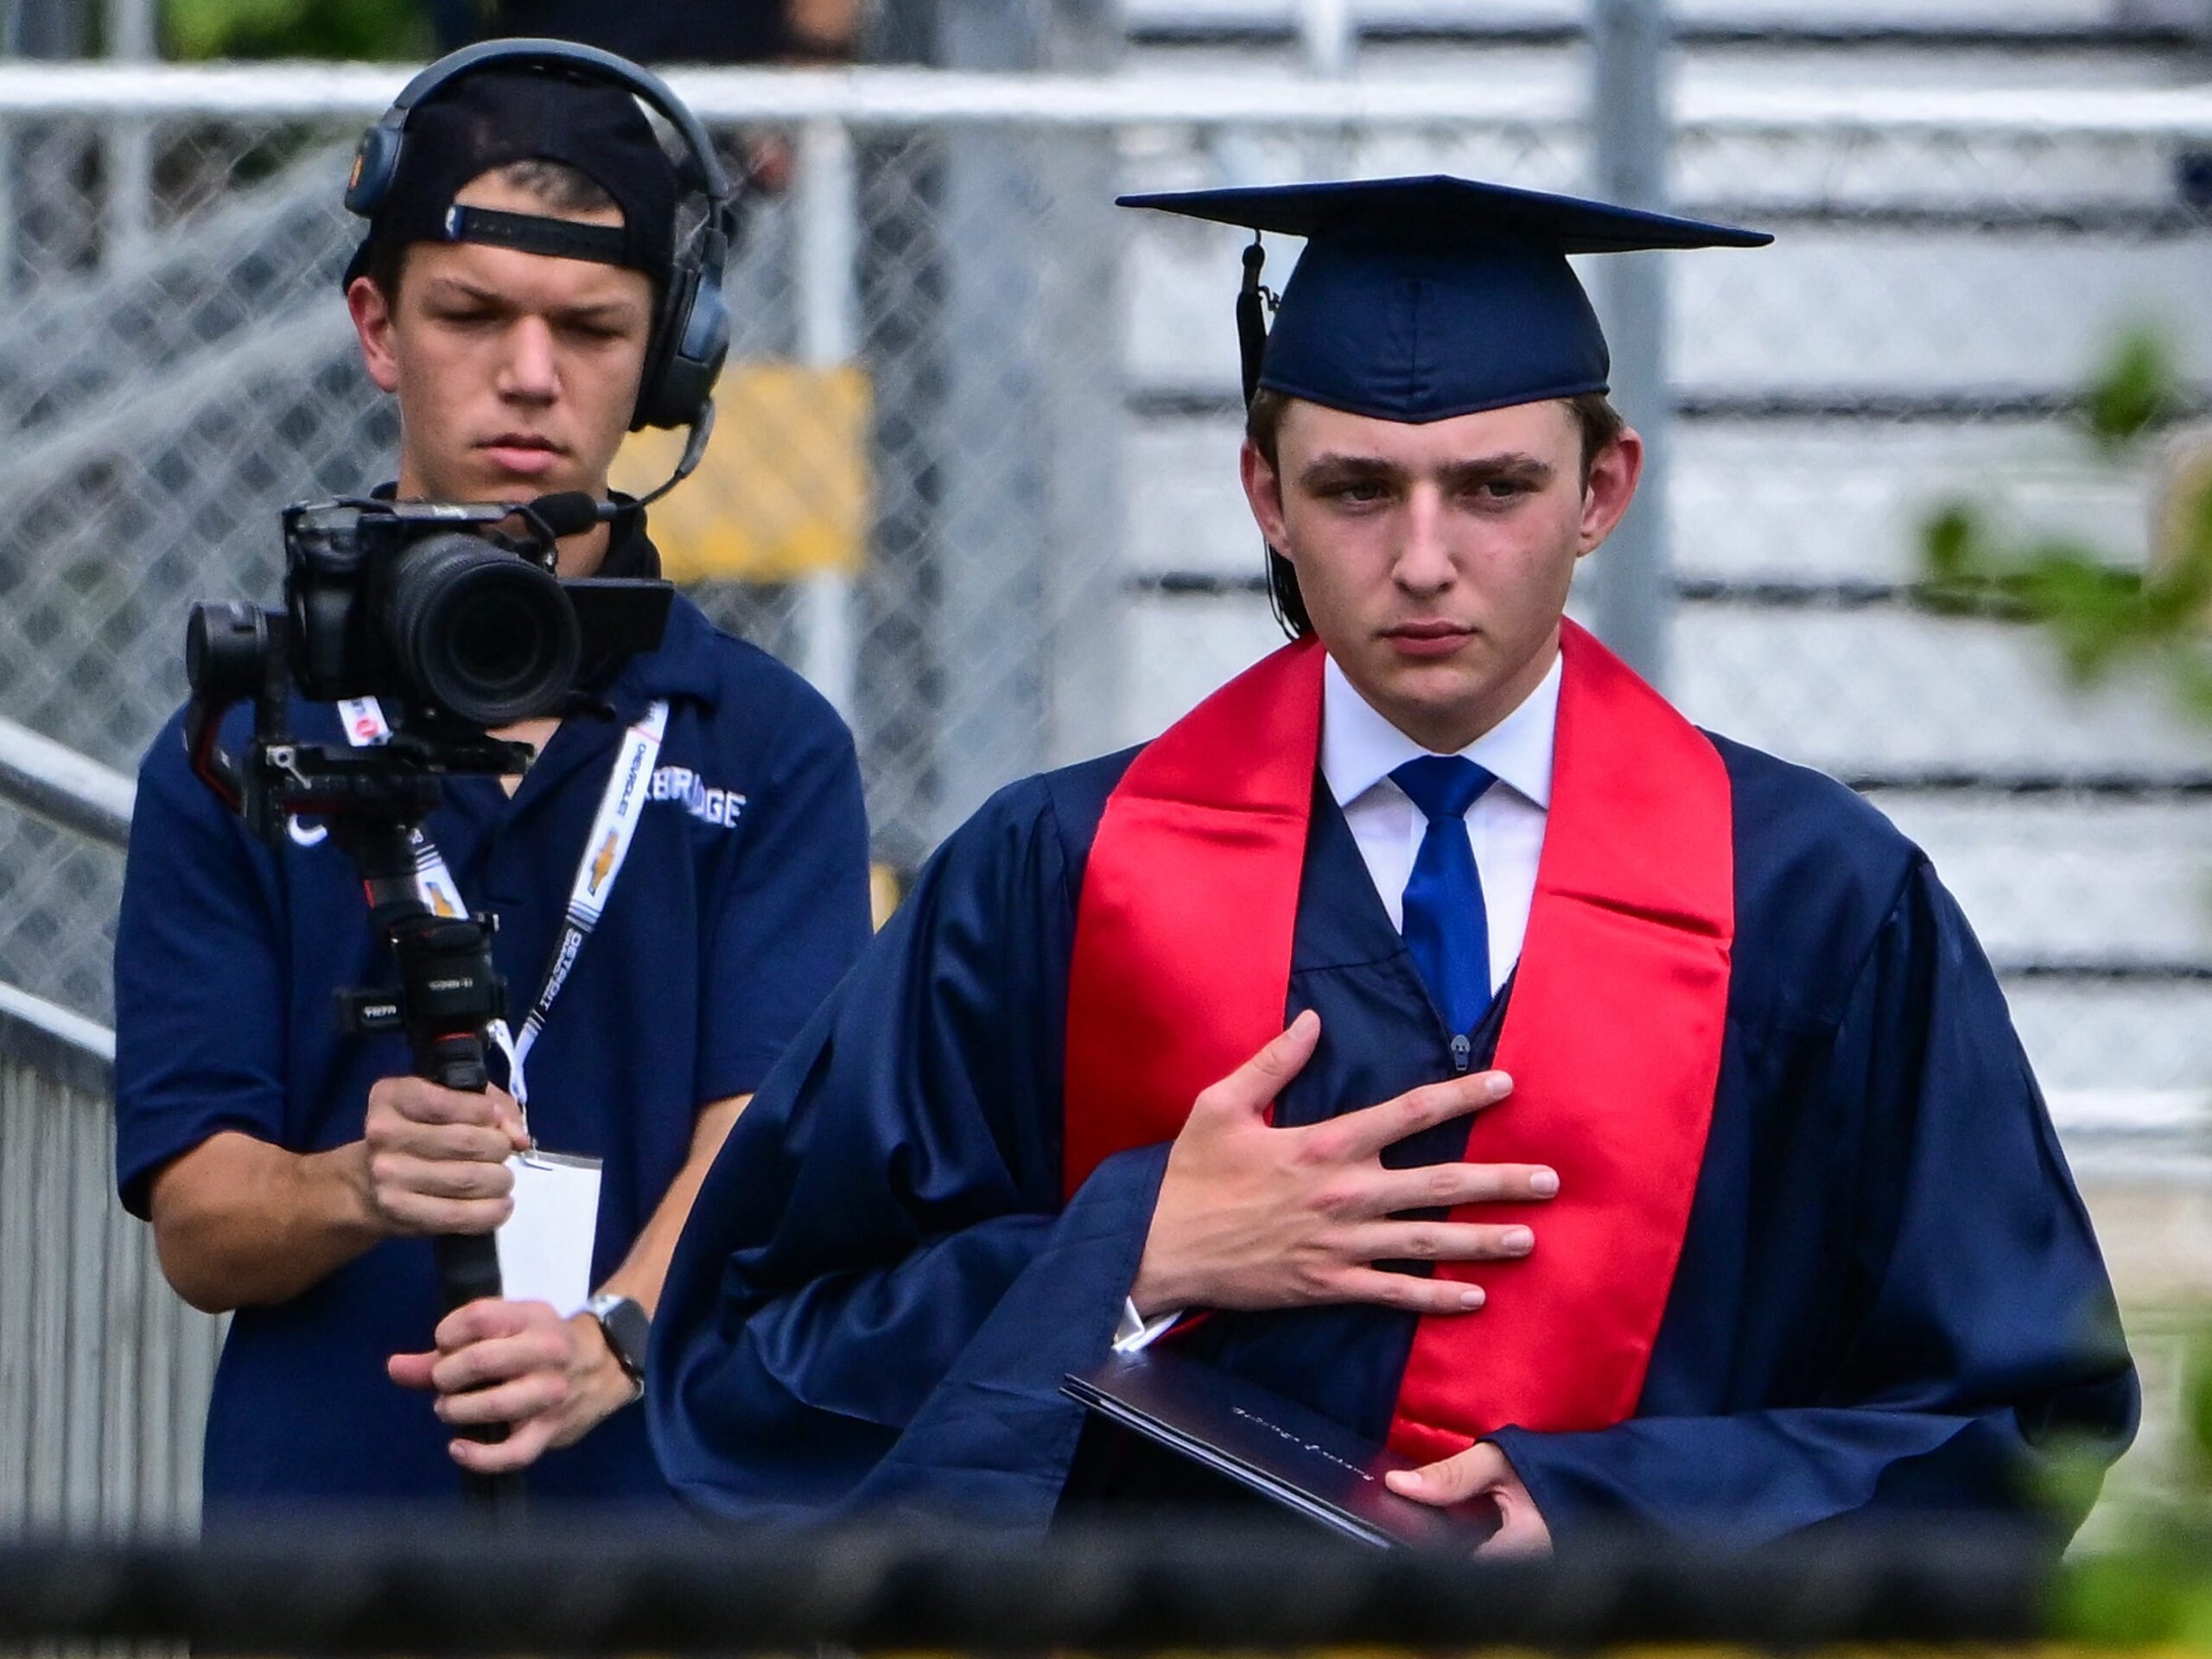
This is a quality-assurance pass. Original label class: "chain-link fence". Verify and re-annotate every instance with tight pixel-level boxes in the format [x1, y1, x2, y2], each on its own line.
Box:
[0, 66, 2209, 1084]
[1, 48, 2210, 1539]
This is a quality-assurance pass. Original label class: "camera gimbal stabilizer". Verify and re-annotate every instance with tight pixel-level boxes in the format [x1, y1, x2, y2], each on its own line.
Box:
[177, 488, 676, 1512]
[185, 632, 531, 1512]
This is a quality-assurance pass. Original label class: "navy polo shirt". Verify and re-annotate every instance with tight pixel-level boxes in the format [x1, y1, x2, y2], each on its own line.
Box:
[114, 572, 872, 1513]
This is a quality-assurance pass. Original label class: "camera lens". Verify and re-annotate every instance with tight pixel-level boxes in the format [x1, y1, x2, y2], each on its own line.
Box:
[382, 534, 582, 727]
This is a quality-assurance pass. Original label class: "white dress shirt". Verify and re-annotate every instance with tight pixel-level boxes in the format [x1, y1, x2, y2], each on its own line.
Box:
[1115, 648, 1562, 1351]
[1321, 650, 1559, 994]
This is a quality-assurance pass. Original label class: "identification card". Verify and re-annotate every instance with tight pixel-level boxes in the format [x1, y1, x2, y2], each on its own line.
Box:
[493, 1149, 603, 1317]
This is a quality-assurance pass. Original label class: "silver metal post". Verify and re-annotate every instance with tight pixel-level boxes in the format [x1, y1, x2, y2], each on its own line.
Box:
[1299, 0, 1355, 78]
[0, 112, 16, 295]
[103, 0, 155, 63]
[102, 0, 155, 261]
[7, 0, 97, 295]
[925, 0, 1124, 844]
[1298, 0, 1355, 178]
[793, 116, 860, 721]
[1588, 0, 1674, 688]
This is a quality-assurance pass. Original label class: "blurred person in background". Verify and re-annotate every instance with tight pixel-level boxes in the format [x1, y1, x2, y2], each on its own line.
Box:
[434, 0, 861, 194]
[435, 0, 858, 63]
[649, 176, 2139, 1549]
[112, 44, 871, 1514]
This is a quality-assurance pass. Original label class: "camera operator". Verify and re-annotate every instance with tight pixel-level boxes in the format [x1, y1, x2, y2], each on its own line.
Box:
[111, 46, 872, 1512]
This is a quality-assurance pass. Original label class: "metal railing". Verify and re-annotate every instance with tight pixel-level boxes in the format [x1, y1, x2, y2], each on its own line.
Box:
[0, 982, 224, 1539]
[0, 60, 2201, 135]
[0, 714, 132, 849]
[0, 1524, 2063, 1649]
[0, 715, 215, 1539]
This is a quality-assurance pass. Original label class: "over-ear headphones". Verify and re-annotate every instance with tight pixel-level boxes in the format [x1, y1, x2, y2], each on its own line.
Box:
[345, 37, 737, 434]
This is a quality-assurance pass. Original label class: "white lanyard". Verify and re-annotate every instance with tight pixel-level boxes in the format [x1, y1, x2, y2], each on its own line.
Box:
[339, 696, 670, 1109]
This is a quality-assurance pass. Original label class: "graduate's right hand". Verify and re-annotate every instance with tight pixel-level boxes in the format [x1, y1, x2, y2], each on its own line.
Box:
[1129, 1010, 1554, 1317]
[360, 1076, 530, 1237]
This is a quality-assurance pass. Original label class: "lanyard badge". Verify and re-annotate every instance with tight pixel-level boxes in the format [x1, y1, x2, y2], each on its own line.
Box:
[341, 696, 671, 1118]
[339, 697, 673, 1318]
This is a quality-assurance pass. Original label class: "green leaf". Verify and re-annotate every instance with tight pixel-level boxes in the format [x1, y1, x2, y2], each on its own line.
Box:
[2177, 654, 2212, 722]
[162, 0, 431, 60]
[2058, 1551, 2185, 1643]
[2188, 1328, 2212, 1475]
[1923, 502, 1980, 581]
[2087, 326, 2181, 451]
[1915, 502, 2025, 618]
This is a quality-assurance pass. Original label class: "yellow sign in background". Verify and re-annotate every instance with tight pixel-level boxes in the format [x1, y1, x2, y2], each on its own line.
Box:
[613, 361, 871, 582]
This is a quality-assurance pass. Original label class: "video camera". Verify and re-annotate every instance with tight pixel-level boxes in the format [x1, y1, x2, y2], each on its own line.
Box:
[183, 493, 671, 842]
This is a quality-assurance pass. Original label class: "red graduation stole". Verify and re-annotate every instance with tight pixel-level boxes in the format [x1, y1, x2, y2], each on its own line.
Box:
[1061, 620, 1734, 1458]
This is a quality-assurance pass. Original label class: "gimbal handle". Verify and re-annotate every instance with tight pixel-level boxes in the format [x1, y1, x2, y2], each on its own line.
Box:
[352, 842, 525, 1515]
[424, 1033, 510, 1318]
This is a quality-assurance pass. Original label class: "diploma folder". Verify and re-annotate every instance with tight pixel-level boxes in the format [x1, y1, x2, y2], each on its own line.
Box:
[1062, 1348, 1492, 1550]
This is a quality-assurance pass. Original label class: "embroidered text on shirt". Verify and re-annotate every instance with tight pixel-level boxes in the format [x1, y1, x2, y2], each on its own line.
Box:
[649, 765, 747, 829]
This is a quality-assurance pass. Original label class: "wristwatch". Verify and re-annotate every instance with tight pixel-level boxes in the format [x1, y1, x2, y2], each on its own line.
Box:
[584, 1292, 652, 1400]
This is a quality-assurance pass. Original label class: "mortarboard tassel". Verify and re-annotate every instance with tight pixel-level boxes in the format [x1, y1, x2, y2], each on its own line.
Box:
[1235, 234, 1309, 638]
[1236, 236, 1270, 407]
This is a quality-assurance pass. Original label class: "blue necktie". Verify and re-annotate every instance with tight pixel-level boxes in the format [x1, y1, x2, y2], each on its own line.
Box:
[1391, 755, 1496, 1035]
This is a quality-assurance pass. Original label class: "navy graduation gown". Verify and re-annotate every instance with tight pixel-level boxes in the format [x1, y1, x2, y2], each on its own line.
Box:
[650, 734, 2138, 1544]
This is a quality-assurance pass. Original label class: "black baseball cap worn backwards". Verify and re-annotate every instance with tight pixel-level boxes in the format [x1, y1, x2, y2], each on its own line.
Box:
[343, 64, 679, 291]
[1117, 175, 1772, 421]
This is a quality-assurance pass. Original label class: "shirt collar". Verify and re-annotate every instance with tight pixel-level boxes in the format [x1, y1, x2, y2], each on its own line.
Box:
[615, 588, 723, 709]
[1320, 647, 1560, 812]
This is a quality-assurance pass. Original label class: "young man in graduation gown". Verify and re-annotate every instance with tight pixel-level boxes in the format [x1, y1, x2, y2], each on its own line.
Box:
[647, 176, 2139, 1548]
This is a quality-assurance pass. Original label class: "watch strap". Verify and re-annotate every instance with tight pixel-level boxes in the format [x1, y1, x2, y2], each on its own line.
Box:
[585, 1292, 651, 1395]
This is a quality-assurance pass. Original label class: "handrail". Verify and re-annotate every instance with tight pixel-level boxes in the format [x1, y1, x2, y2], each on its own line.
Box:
[1130, 16, 2208, 53]
[2, 311, 354, 504]
[0, 1524, 2053, 1649]
[0, 974, 116, 1093]
[0, 978, 115, 1065]
[0, 61, 2191, 140]
[0, 715, 133, 849]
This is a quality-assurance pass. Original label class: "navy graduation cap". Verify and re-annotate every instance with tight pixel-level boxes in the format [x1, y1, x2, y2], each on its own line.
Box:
[1117, 175, 1770, 422]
